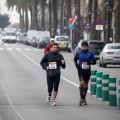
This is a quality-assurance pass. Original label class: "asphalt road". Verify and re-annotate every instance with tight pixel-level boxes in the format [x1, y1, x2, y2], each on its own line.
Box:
[0, 43, 120, 120]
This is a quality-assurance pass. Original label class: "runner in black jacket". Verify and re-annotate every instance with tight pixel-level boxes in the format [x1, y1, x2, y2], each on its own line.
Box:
[40, 43, 66, 106]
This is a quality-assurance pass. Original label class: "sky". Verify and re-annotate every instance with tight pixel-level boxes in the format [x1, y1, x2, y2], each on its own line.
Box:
[0, 0, 19, 24]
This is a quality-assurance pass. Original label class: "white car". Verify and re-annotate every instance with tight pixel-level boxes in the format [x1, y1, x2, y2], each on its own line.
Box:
[54, 35, 71, 52]
[99, 43, 120, 68]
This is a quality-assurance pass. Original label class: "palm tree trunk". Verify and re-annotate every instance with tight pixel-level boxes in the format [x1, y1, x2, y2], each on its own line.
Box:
[87, 0, 93, 39]
[76, 0, 81, 44]
[115, 0, 120, 43]
[34, 0, 38, 30]
[41, 0, 46, 31]
[60, 0, 64, 35]
[49, 0, 52, 37]
[25, 6, 29, 32]
[52, 0, 58, 37]
[91, 0, 98, 40]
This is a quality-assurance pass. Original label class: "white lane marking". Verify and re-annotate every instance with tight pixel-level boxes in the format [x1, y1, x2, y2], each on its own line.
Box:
[7, 48, 13, 51]
[17, 50, 90, 93]
[0, 80, 25, 120]
[16, 48, 21, 51]
[33, 48, 39, 51]
[0, 48, 3, 50]
[24, 48, 31, 51]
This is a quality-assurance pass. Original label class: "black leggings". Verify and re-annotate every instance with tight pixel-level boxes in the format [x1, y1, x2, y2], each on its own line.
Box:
[47, 75, 60, 92]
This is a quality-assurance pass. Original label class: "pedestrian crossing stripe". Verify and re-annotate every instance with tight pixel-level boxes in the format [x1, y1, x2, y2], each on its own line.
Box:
[0, 47, 39, 51]
[7, 48, 13, 50]
[24, 48, 31, 51]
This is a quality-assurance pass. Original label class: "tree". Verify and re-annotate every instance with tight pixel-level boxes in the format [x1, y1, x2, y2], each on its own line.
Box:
[114, 0, 120, 42]
[40, 0, 47, 31]
[91, 0, 98, 40]
[76, 0, 81, 44]
[52, 0, 58, 37]
[0, 14, 10, 29]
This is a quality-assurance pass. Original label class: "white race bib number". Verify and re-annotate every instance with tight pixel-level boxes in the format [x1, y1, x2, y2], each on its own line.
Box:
[49, 62, 57, 69]
[82, 62, 89, 69]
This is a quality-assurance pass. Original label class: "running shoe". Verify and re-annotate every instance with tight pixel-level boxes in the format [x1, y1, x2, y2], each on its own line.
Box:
[79, 98, 84, 106]
[51, 100, 56, 106]
[46, 96, 51, 103]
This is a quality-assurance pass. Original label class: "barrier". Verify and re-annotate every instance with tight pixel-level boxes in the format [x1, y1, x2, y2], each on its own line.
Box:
[96, 72, 103, 98]
[118, 80, 120, 109]
[102, 74, 109, 101]
[109, 77, 117, 106]
[90, 70, 97, 95]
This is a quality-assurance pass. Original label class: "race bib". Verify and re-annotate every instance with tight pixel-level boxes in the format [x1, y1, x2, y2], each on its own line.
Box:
[82, 62, 89, 69]
[49, 62, 57, 69]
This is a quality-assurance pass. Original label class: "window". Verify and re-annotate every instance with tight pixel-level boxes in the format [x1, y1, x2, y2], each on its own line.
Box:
[107, 44, 120, 49]
[6, 33, 15, 36]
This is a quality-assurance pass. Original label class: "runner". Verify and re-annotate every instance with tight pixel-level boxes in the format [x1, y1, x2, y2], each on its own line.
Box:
[74, 41, 96, 105]
[40, 43, 66, 106]
[44, 38, 60, 54]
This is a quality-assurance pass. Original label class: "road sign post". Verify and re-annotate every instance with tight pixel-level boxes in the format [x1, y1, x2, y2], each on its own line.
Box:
[84, 21, 91, 40]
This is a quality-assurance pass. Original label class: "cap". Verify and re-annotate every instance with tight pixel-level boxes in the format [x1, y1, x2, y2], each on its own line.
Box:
[50, 38, 55, 42]
[81, 41, 88, 46]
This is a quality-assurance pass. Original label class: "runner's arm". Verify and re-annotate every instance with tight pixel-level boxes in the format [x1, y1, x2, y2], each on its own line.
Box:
[40, 55, 47, 70]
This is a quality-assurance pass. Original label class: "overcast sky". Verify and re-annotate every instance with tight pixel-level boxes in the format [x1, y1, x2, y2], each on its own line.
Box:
[0, 0, 19, 24]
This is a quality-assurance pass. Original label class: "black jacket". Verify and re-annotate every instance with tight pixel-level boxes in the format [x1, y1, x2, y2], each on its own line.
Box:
[40, 51, 66, 76]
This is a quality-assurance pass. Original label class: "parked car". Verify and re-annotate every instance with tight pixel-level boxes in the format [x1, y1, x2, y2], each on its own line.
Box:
[99, 43, 120, 68]
[37, 36, 50, 48]
[54, 35, 71, 52]
[21, 33, 28, 44]
[74, 40, 105, 60]
[27, 30, 37, 45]
[31, 31, 43, 47]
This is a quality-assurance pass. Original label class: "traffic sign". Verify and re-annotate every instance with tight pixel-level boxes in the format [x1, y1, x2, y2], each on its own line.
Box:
[96, 25, 103, 30]
[96, 17, 104, 25]
[84, 21, 91, 28]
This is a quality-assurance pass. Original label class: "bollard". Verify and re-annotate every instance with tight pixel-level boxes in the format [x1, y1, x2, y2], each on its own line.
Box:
[109, 77, 117, 106]
[96, 72, 103, 98]
[90, 70, 97, 95]
[118, 80, 120, 109]
[102, 74, 109, 101]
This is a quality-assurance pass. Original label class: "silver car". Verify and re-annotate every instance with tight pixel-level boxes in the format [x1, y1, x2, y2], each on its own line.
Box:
[99, 43, 120, 68]
[54, 35, 71, 52]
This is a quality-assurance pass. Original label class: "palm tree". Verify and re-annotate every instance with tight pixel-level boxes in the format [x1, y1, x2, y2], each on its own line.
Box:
[40, 0, 47, 31]
[114, 0, 120, 42]
[52, 0, 58, 37]
[91, 0, 98, 40]
[49, 0, 52, 37]
[76, 0, 81, 44]
[60, 0, 64, 35]
[6, 0, 33, 32]
[87, 0, 93, 39]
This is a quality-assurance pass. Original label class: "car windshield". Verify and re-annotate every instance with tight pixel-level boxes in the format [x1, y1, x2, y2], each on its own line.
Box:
[89, 42, 105, 52]
[107, 44, 120, 49]
[56, 37, 66, 41]
[6, 33, 15, 36]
